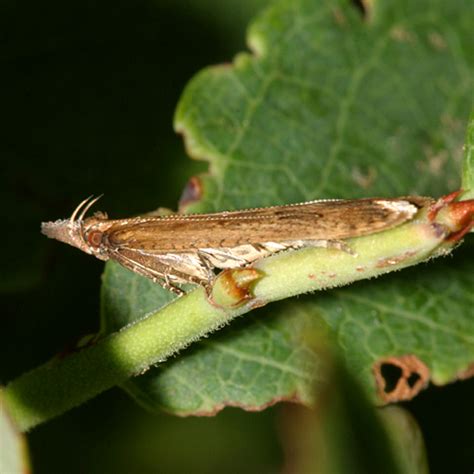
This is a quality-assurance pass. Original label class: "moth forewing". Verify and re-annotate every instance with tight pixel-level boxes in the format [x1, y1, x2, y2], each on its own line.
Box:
[41, 195, 432, 294]
[103, 198, 426, 251]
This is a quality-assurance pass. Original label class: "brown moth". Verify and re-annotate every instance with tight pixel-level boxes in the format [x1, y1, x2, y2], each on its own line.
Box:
[41, 195, 432, 294]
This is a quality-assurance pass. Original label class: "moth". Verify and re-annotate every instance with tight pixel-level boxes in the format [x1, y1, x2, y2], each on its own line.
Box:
[42, 195, 432, 295]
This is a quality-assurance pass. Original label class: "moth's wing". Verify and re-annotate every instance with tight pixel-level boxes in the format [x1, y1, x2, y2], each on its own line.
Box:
[108, 247, 214, 287]
[198, 244, 273, 268]
[198, 238, 353, 270]
[104, 198, 432, 251]
[198, 241, 313, 269]
[108, 242, 305, 287]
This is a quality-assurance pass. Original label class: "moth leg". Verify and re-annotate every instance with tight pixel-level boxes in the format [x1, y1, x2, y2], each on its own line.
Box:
[203, 281, 214, 299]
[128, 263, 185, 295]
[198, 246, 265, 270]
[109, 248, 188, 294]
[162, 272, 186, 296]
[108, 247, 218, 294]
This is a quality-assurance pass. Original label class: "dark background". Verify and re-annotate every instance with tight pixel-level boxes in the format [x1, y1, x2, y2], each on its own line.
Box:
[1, 1, 472, 472]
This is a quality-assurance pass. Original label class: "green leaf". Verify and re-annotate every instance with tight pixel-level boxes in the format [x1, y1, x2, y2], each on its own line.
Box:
[175, 0, 471, 210]
[0, 392, 30, 474]
[102, 0, 473, 413]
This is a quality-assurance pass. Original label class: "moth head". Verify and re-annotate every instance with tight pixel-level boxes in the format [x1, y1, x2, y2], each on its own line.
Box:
[41, 195, 111, 260]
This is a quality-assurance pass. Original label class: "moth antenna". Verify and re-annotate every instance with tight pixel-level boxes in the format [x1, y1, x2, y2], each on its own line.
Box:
[70, 195, 94, 226]
[77, 194, 104, 223]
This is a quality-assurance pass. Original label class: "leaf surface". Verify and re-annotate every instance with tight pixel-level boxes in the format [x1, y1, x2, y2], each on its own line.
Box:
[102, 0, 473, 413]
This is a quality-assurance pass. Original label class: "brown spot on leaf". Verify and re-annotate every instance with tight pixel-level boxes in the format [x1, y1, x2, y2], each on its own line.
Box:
[428, 31, 447, 50]
[456, 363, 474, 381]
[441, 113, 464, 139]
[373, 355, 430, 403]
[332, 7, 347, 26]
[390, 26, 416, 43]
[421, 145, 448, 176]
[351, 166, 377, 188]
[179, 176, 203, 210]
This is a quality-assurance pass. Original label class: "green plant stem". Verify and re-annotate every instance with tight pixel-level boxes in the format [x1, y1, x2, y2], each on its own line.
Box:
[0, 205, 463, 432]
[2, 289, 233, 432]
[462, 110, 474, 202]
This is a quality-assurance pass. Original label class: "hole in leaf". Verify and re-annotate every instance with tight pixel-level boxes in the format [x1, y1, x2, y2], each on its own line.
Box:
[373, 355, 430, 403]
[407, 372, 421, 388]
[380, 363, 402, 393]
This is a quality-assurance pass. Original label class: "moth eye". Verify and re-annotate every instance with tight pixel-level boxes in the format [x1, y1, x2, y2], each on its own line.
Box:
[87, 230, 103, 248]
